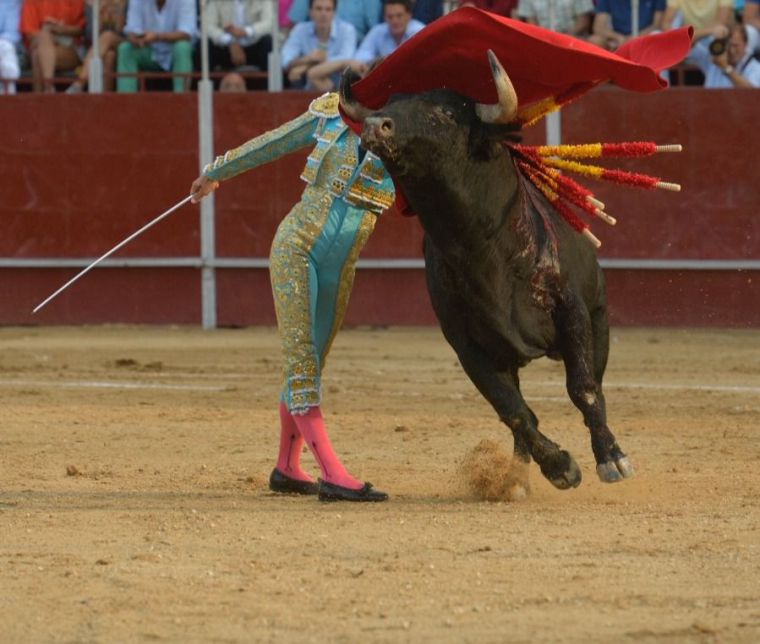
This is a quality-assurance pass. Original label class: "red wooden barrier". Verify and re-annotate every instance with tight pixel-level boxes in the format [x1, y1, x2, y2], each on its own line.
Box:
[0, 88, 757, 327]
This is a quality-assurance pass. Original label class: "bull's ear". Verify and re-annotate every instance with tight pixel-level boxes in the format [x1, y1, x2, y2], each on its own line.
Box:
[484, 121, 523, 143]
[470, 122, 523, 160]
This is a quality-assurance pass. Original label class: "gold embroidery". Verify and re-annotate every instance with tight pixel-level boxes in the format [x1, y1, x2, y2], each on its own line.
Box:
[345, 183, 396, 212]
[308, 92, 340, 118]
[266, 112, 392, 413]
[206, 110, 317, 182]
[270, 188, 334, 413]
[301, 118, 349, 186]
[358, 153, 387, 184]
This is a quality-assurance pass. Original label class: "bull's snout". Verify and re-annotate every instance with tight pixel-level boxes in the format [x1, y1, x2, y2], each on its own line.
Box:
[363, 116, 395, 143]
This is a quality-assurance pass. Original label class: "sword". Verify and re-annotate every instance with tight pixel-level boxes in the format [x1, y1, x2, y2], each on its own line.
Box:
[33, 195, 194, 314]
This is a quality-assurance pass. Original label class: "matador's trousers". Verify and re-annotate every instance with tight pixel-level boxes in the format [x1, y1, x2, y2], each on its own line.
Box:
[269, 185, 376, 414]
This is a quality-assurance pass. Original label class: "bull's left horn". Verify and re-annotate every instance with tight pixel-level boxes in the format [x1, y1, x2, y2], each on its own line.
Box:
[475, 50, 518, 124]
[339, 67, 372, 123]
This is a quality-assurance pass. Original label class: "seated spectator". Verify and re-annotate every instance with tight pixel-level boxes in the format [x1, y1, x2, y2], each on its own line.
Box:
[0, 0, 21, 94]
[66, 0, 127, 93]
[281, 0, 357, 90]
[691, 23, 760, 86]
[589, 0, 665, 51]
[459, 0, 518, 18]
[219, 69, 246, 91]
[516, 0, 594, 36]
[744, 0, 760, 46]
[661, 0, 734, 44]
[116, 0, 196, 93]
[353, 0, 425, 68]
[412, 0, 444, 24]
[288, 0, 381, 39]
[198, 0, 273, 75]
[21, 0, 86, 93]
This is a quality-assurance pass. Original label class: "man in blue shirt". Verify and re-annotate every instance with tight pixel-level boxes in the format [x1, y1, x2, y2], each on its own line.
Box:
[288, 0, 381, 39]
[354, 0, 425, 68]
[281, 0, 357, 90]
[691, 23, 760, 88]
[117, 0, 197, 92]
[589, 0, 665, 50]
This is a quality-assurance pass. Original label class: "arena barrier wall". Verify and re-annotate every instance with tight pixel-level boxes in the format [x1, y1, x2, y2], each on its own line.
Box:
[0, 88, 758, 327]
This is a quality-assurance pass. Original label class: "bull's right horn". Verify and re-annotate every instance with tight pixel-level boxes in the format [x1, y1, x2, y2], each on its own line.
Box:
[339, 67, 372, 123]
[475, 50, 519, 124]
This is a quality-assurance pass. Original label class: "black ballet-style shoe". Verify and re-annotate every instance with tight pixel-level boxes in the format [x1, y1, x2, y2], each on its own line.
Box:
[317, 479, 389, 502]
[269, 468, 319, 495]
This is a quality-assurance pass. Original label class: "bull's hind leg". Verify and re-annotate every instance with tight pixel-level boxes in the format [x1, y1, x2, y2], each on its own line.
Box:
[555, 295, 634, 483]
[453, 342, 582, 493]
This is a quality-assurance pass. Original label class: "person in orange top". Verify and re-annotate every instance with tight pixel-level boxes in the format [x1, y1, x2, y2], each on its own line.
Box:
[21, 0, 86, 92]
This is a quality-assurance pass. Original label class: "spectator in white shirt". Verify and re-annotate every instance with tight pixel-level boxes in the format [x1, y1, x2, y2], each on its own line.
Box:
[281, 0, 357, 91]
[199, 0, 273, 75]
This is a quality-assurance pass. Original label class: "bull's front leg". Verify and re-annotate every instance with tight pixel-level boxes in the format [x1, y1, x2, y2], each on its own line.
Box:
[555, 294, 634, 483]
[451, 340, 583, 494]
[425, 253, 580, 494]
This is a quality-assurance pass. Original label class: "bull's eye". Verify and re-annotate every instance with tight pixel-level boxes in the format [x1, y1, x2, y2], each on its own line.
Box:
[431, 106, 456, 126]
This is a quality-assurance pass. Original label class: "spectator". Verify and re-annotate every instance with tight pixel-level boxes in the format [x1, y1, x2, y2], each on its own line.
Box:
[198, 0, 273, 75]
[288, 0, 381, 38]
[0, 0, 21, 94]
[691, 23, 760, 86]
[116, 0, 196, 93]
[459, 0, 518, 18]
[66, 0, 127, 93]
[353, 0, 425, 68]
[281, 0, 357, 90]
[517, 0, 594, 36]
[412, 0, 444, 23]
[589, 0, 665, 51]
[661, 0, 734, 43]
[219, 69, 246, 91]
[20, 0, 85, 93]
[744, 0, 760, 43]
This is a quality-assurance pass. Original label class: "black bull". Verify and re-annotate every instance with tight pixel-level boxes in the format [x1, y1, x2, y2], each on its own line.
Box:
[341, 53, 634, 498]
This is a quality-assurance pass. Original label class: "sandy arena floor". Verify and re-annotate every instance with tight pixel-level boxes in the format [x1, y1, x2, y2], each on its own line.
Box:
[2, 326, 759, 643]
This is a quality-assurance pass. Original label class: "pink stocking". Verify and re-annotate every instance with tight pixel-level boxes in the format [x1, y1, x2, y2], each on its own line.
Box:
[292, 406, 363, 490]
[275, 401, 314, 482]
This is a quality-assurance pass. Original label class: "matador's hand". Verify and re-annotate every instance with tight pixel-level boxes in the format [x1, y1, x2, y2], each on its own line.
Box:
[190, 175, 219, 203]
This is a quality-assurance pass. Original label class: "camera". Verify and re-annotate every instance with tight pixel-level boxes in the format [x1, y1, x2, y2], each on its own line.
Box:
[709, 38, 728, 56]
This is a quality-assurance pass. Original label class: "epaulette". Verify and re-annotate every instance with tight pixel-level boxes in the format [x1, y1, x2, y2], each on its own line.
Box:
[309, 92, 340, 118]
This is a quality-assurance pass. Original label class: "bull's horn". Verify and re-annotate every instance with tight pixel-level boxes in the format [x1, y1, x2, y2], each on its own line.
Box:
[339, 67, 372, 123]
[475, 50, 518, 124]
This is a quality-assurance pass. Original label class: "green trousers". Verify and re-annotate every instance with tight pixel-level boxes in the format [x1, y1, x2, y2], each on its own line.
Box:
[116, 41, 193, 93]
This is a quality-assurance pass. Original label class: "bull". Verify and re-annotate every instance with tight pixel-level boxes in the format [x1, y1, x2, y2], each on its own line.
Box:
[340, 52, 634, 499]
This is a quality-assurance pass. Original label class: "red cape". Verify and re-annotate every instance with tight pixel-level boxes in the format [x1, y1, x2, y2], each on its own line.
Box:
[345, 7, 693, 214]
[349, 7, 692, 113]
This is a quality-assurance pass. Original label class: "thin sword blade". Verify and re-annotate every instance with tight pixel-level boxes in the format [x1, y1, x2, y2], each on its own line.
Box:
[32, 195, 194, 314]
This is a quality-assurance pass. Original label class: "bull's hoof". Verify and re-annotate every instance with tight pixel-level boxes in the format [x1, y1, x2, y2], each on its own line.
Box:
[596, 456, 635, 483]
[540, 450, 582, 490]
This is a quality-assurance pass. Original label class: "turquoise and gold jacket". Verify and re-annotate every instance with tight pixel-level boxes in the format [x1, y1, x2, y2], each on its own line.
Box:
[204, 93, 395, 215]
